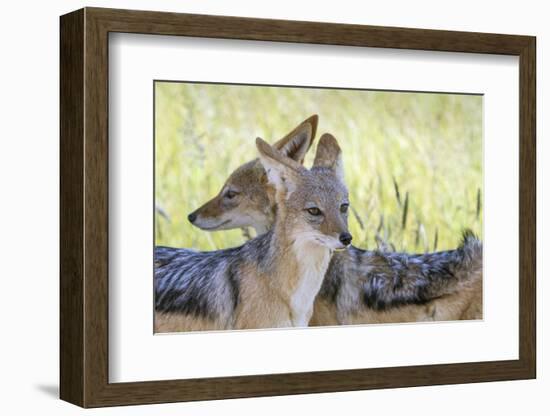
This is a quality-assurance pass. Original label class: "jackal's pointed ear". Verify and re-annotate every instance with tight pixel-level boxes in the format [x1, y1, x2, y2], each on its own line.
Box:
[313, 133, 345, 183]
[273, 115, 318, 164]
[256, 137, 302, 196]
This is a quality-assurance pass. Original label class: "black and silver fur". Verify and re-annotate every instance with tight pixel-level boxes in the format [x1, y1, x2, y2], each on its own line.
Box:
[155, 230, 482, 322]
[155, 232, 273, 322]
[317, 230, 482, 321]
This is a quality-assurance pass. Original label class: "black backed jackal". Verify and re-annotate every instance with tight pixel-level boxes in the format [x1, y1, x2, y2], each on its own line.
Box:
[185, 115, 483, 325]
[155, 134, 351, 331]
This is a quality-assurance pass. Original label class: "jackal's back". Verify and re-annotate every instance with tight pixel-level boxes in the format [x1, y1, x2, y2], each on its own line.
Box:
[155, 232, 275, 325]
[313, 231, 482, 324]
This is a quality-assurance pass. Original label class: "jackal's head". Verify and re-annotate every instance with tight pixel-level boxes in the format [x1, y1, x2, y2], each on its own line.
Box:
[256, 133, 352, 251]
[187, 116, 318, 234]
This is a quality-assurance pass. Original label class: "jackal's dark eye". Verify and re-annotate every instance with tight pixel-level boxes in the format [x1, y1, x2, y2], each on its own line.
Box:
[307, 207, 322, 216]
[224, 190, 239, 199]
[340, 203, 349, 213]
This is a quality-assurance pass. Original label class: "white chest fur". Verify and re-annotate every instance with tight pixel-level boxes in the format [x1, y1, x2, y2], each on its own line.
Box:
[289, 240, 332, 326]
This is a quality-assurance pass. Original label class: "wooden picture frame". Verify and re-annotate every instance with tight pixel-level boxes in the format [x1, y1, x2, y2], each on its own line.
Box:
[60, 7, 536, 408]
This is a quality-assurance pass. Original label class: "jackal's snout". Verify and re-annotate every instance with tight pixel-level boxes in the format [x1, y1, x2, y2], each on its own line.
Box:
[187, 212, 197, 224]
[339, 232, 353, 246]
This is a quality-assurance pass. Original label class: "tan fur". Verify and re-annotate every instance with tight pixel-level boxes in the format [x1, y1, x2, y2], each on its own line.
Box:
[155, 313, 225, 332]
[232, 255, 327, 329]
[432, 273, 482, 321]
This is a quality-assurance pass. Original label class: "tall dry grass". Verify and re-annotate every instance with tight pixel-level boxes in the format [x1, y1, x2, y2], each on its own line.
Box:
[155, 82, 482, 252]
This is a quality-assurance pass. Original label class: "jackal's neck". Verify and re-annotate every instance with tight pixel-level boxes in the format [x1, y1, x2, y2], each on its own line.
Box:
[262, 220, 333, 326]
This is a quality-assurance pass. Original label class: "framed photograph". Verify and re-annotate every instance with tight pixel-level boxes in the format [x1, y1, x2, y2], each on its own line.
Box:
[60, 7, 536, 407]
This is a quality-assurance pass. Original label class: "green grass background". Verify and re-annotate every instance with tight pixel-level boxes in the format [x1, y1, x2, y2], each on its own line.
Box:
[155, 82, 482, 252]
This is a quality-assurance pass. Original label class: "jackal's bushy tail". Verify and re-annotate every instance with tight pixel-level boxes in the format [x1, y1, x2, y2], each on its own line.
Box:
[454, 229, 483, 280]
[355, 230, 482, 310]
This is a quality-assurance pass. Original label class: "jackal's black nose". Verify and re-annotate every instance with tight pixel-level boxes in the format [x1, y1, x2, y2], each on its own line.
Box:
[187, 212, 197, 224]
[339, 232, 353, 246]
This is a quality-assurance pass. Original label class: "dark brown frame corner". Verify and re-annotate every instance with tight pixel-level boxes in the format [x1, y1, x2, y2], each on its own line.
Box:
[60, 7, 536, 408]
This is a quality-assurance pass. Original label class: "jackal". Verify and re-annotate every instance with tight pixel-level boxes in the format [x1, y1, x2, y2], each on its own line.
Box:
[155, 133, 351, 332]
[186, 116, 483, 325]
[187, 115, 318, 235]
